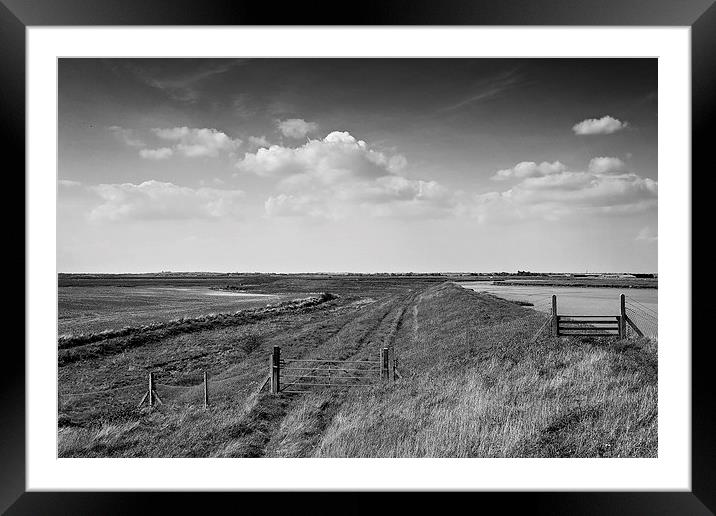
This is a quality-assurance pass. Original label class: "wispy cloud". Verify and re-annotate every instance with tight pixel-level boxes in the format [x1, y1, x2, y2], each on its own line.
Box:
[127, 59, 249, 103]
[139, 147, 173, 160]
[636, 226, 658, 243]
[107, 126, 144, 148]
[276, 118, 319, 139]
[152, 127, 242, 158]
[437, 69, 523, 113]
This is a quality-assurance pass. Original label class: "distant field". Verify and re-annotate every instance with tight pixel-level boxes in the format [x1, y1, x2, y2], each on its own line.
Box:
[493, 277, 657, 289]
[58, 273, 456, 335]
[58, 274, 657, 458]
[58, 286, 295, 336]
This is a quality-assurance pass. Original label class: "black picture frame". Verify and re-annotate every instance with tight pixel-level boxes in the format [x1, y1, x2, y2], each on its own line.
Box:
[5, 0, 711, 513]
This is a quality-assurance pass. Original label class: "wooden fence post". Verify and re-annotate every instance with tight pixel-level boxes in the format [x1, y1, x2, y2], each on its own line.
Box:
[270, 346, 281, 394]
[551, 295, 558, 336]
[148, 371, 155, 407]
[381, 348, 389, 381]
[203, 372, 209, 409]
[619, 294, 626, 339]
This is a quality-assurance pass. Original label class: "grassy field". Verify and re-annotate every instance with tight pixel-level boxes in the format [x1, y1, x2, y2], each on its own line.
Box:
[57, 275, 657, 458]
[491, 277, 657, 289]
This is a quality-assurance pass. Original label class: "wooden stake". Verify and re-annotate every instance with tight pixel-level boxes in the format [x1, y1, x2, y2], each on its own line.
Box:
[271, 346, 281, 394]
[203, 371, 209, 409]
[148, 371, 155, 407]
[552, 295, 558, 336]
[619, 294, 626, 339]
[381, 348, 389, 381]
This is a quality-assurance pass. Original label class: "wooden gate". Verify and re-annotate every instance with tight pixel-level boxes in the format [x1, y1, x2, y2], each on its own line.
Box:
[555, 315, 622, 337]
[551, 294, 643, 338]
[269, 346, 391, 394]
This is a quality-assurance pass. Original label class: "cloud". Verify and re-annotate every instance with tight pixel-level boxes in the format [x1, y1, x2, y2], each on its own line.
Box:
[572, 115, 628, 135]
[59, 179, 83, 188]
[139, 147, 173, 160]
[636, 226, 658, 243]
[277, 118, 319, 139]
[108, 126, 144, 148]
[237, 131, 404, 180]
[127, 59, 248, 103]
[492, 161, 567, 181]
[152, 127, 241, 158]
[438, 68, 523, 113]
[248, 135, 270, 148]
[588, 156, 625, 174]
[88, 180, 244, 222]
[238, 131, 453, 219]
[471, 160, 657, 222]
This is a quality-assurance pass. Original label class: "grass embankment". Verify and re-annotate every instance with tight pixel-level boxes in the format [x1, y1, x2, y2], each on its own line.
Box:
[58, 281, 656, 458]
[58, 293, 337, 365]
[315, 283, 657, 457]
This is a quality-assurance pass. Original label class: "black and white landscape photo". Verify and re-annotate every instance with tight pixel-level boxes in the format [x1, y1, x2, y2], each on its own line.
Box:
[57, 58, 658, 458]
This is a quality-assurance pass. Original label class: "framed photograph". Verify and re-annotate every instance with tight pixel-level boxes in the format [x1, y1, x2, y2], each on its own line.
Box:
[7, 0, 712, 513]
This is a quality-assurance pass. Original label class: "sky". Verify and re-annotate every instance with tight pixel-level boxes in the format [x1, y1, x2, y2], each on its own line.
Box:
[58, 58, 657, 273]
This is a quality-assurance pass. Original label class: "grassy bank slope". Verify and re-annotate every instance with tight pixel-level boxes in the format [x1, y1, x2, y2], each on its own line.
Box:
[314, 283, 657, 457]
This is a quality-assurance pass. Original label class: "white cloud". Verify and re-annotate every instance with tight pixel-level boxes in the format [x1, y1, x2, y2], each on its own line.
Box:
[152, 127, 241, 158]
[588, 156, 625, 174]
[264, 194, 332, 219]
[636, 226, 658, 243]
[248, 135, 270, 148]
[492, 161, 567, 181]
[59, 179, 82, 188]
[237, 131, 402, 181]
[572, 116, 628, 135]
[238, 131, 452, 219]
[471, 161, 657, 222]
[88, 180, 244, 222]
[139, 147, 173, 160]
[276, 118, 319, 139]
[108, 126, 145, 148]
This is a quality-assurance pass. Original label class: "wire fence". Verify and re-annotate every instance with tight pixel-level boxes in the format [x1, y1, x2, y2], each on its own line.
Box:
[524, 293, 657, 340]
[59, 370, 265, 418]
[529, 296, 555, 315]
[625, 298, 658, 338]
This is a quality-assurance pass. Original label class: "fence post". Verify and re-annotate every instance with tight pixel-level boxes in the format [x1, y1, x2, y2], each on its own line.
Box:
[551, 295, 558, 336]
[619, 294, 626, 339]
[381, 348, 389, 381]
[148, 371, 155, 407]
[270, 346, 281, 394]
[203, 372, 209, 409]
